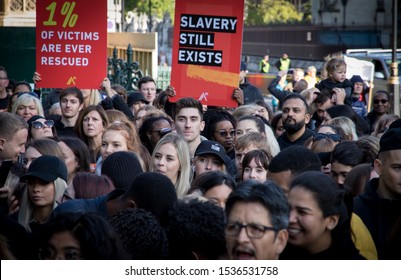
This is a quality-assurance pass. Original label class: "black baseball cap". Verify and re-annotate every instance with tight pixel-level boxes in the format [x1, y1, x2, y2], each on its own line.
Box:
[127, 91, 149, 107]
[195, 140, 231, 167]
[21, 155, 68, 183]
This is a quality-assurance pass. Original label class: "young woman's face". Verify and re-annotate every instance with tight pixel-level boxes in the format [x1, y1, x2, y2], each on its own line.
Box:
[236, 120, 260, 140]
[28, 178, 55, 208]
[101, 130, 129, 160]
[242, 158, 268, 183]
[153, 143, 180, 184]
[204, 183, 232, 209]
[30, 118, 54, 140]
[41, 231, 82, 260]
[213, 120, 235, 152]
[58, 141, 79, 179]
[24, 147, 42, 169]
[275, 118, 285, 138]
[83, 110, 104, 138]
[287, 187, 335, 254]
[194, 154, 224, 175]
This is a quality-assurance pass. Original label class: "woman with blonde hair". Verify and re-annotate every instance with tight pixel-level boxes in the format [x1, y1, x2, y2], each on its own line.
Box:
[11, 93, 44, 121]
[371, 114, 399, 138]
[18, 155, 68, 233]
[329, 116, 358, 141]
[151, 133, 192, 199]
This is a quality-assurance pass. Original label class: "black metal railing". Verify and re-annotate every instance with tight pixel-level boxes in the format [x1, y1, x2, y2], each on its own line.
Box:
[107, 44, 144, 91]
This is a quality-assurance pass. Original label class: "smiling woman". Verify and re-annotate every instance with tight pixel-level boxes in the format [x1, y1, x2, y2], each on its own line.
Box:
[281, 171, 364, 260]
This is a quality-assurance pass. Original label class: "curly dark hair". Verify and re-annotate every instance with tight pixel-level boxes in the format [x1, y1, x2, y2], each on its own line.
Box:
[166, 200, 226, 260]
[202, 109, 236, 140]
[42, 212, 127, 260]
[109, 208, 169, 260]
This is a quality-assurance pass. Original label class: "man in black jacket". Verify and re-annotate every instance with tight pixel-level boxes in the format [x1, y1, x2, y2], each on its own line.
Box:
[353, 128, 401, 259]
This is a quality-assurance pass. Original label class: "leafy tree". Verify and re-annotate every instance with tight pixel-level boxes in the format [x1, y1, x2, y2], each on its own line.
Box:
[125, 0, 175, 21]
[245, 0, 304, 25]
[124, 0, 307, 26]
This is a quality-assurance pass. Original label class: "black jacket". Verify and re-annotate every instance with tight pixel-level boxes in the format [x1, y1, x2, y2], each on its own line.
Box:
[353, 178, 401, 259]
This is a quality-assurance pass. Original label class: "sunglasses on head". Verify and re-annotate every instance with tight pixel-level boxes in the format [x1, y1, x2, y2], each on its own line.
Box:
[31, 120, 54, 129]
[373, 99, 388, 104]
[17, 92, 39, 98]
[153, 127, 172, 137]
[313, 133, 341, 142]
[215, 130, 235, 138]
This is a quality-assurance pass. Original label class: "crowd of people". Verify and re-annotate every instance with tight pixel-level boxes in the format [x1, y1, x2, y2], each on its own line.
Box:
[0, 56, 400, 260]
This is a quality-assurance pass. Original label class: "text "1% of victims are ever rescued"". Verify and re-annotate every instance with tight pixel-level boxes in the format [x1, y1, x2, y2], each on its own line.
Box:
[43, 1, 78, 28]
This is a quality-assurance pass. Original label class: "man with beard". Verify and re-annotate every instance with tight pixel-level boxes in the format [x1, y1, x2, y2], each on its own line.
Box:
[277, 94, 315, 150]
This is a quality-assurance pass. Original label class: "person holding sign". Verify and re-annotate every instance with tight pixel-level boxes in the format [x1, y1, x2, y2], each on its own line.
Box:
[232, 62, 264, 106]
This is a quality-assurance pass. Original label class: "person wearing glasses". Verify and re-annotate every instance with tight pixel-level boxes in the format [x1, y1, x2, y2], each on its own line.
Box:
[281, 171, 364, 260]
[364, 90, 391, 133]
[138, 115, 174, 155]
[202, 109, 236, 159]
[225, 180, 289, 260]
[27, 115, 56, 141]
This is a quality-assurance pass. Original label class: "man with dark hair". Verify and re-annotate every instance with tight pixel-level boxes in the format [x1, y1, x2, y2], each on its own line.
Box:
[311, 88, 333, 128]
[225, 180, 289, 260]
[268, 146, 321, 194]
[167, 199, 226, 260]
[138, 76, 157, 105]
[48, 87, 84, 138]
[330, 141, 368, 187]
[174, 97, 205, 159]
[277, 93, 315, 150]
[353, 128, 401, 259]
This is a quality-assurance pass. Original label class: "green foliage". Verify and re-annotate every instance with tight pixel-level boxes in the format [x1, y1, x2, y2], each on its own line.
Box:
[125, 0, 175, 20]
[245, 0, 304, 26]
[125, 0, 308, 26]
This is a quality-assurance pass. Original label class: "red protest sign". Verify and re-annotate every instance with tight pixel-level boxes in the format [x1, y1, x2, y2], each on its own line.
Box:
[36, 0, 107, 89]
[170, 0, 245, 108]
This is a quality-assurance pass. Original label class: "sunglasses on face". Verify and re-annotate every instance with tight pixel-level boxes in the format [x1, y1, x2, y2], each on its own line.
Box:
[153, 127, 172, 137]
[373, 99, 388, 104]
[31, 120, 54, 129]
[313, 133, 341, 142]
[215, 130, 235, 138]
